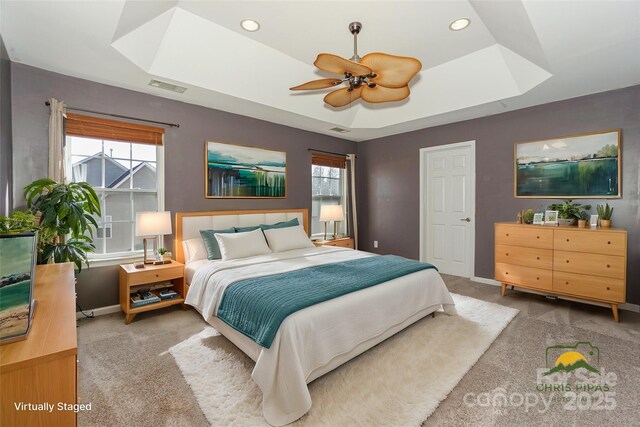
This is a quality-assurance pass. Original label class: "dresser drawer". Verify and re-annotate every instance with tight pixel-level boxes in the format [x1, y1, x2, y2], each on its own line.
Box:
[495, 224, 553, 249]
[495, 262, 552, 291]
[553, 271, 625, 303]
[127, 265, 184, 286]
[554, 230, 626, 256]
[554, 251, 625, 280]
[495, 244, 552, 269]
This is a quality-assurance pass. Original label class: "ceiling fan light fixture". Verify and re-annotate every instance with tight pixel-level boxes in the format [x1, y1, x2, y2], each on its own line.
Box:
[240, 19, 260, 32]
[449, 18, 470, 31]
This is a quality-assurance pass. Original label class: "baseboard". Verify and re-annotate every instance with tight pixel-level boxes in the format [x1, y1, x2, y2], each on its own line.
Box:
[76, 304, 120, 319]
[471, 276, 501, 286]
[470, 276, 639, 313]
[620, 303, 640, 313]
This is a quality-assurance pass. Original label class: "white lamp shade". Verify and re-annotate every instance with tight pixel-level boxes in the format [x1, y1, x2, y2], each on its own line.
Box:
[135, 211, 172, 237]
[319, 205, 344, 222]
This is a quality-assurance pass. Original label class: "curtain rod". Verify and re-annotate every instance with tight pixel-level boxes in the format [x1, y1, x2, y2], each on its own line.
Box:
[44, 101, 180, 128]
[308, 148, 353, 157]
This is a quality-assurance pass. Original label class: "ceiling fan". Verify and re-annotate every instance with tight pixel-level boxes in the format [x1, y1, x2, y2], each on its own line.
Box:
[290, 22, 422, 108]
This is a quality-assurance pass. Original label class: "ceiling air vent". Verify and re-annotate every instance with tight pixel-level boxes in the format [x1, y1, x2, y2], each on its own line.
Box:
[148, 79, 187, 94]
[330, 127, 350, 134]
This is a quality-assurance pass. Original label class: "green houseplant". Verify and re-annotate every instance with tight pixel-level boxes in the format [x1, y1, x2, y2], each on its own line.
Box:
[24, 179, 101, 271]
[547, 199, 592, 226]
[596, 203, 613, 227]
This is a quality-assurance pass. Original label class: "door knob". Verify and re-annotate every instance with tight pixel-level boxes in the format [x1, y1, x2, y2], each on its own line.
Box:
[460, 217, 471, 222]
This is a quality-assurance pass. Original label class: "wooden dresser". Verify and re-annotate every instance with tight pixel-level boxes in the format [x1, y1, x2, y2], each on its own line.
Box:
[313, 237, 355, 248]
[494, 223, 627, 321]
[0, 263, 78, 426]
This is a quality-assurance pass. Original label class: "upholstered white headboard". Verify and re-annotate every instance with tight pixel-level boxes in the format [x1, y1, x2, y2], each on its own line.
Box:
[175, 209, 309, 263]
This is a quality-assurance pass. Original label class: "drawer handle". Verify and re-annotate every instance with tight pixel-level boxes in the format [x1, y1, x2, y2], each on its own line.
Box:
[536, 256, 540, 260]
[606, 264, 610, 268]
[505, 272, 509, 275]
[156, 274, 159, 277]
[565, 281, 569, 285]
[536, 277, 540, 280]
[506, 253, 509, 256]
[566, 238, 570, 242]
[506, 233, 509, 237]
[607, 241, 611, 245]
[536, 236, 540, 239]
[606, 287, 610, 290]
[566, 260, 569, 263]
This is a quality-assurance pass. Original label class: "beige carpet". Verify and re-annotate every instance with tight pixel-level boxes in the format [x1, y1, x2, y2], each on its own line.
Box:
[169, 294, 518, 426]
[76, 276, 640, 427]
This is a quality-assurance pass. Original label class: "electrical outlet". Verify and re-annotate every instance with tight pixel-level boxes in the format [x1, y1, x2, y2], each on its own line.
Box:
[373, 240, 378, 248]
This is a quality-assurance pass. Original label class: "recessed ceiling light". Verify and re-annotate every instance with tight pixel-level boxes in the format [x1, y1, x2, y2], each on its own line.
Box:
[240, 19, 260, 32]
[449, 18, 470, 31]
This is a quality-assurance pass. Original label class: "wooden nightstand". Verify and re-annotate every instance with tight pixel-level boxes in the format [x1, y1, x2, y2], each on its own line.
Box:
[313, 237, 355, 249]
[119, 261, 185, 324]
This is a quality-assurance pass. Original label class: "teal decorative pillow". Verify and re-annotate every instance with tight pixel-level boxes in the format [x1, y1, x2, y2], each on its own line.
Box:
[234, 225, 262, 233]
[260, 218, 300, 231]
[200, 228, 236, 260]
[234, 218, 299, 233]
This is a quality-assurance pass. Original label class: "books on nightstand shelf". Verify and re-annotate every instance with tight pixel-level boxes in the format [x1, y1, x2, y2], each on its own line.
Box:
[159, 289, 179, 300]
[130, 289, 161, 307]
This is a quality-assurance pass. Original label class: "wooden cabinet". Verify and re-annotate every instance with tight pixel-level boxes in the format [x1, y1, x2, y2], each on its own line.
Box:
[119, 261, 185, 324]
[495, 223, 627, 321]
[313, 237, 355, 249]
[1, 263, 78, 427]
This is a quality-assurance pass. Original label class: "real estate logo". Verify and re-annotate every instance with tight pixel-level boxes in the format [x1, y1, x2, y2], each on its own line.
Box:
[463, 340, 617, 413]
[543, 341, 599, 376]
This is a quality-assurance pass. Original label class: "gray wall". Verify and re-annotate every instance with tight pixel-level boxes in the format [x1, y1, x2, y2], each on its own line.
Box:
[0, 36, 12, 216]
[356, 85, 640, 305]
[10, 63, 355, 309]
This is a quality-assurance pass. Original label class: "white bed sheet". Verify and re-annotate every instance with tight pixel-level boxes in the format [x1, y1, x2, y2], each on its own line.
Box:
[186, 247, 456, 426]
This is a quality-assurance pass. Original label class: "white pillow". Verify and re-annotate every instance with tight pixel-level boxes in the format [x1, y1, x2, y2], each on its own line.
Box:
[215, 229, 272, 260]
[182, 238, 208, 264]
[263, 225, 315, 252]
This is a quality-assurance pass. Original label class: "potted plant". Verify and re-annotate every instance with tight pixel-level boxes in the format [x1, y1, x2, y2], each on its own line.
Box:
[597, 203, 613, 227]
[24, 179, 101, 272]
[157, 247, 172, 263]
[547, 200, 592, 226]
[578, 211, 588, 228]
[522, 209, 535, 224]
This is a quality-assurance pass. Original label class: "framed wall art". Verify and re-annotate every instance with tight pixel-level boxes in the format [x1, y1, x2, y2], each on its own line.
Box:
[515, 130, 621, 198]
[205, 141, 286, 198]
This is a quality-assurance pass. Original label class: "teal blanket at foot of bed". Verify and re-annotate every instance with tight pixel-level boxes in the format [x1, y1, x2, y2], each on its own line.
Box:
[216, 255, 438, 348]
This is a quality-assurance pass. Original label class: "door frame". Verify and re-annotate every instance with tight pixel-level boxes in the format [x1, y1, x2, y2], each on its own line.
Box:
[419, 140, 476, 278]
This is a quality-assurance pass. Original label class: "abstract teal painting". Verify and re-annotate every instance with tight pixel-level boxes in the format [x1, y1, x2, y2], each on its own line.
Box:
[515, 130, 620, 198]
[205, 141, 286, 198]
[0, 233, 36, 342]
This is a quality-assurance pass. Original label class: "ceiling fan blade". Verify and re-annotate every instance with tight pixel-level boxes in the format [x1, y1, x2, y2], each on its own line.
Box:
[324, 86, 362, 108]
[361, 52, 422, 88]
[290, 78, 343, 91]
[361, 85, 410, 104]
[314, 53, 372, 76]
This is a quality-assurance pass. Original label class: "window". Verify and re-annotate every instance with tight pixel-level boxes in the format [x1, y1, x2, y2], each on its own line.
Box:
[65, 114, 164, 259]
[96, 215, 113, 239]
[311, 153, 348, 237]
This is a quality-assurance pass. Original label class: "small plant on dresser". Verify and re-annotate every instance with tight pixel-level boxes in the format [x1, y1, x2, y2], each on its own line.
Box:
[597, 203, 613, 227]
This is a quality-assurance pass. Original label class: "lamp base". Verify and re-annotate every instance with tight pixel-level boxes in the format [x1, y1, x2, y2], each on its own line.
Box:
[143, 237, 158, 264]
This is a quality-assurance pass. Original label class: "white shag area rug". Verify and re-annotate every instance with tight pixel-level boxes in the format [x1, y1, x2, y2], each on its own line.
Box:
[169, 294, 518, 426]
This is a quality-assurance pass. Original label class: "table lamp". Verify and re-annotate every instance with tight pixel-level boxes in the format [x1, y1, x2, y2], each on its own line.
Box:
[319, 205, 344, 240]
[135, 211, 172, 266]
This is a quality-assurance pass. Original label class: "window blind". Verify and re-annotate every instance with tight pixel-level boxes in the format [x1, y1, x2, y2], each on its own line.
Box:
[311, 152, 346, 169]
[65, 113, 165, 145]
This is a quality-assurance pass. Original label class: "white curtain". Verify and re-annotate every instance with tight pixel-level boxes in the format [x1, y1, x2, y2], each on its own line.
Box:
[346, 153, 358, 250]
[48, 98, 66, 182]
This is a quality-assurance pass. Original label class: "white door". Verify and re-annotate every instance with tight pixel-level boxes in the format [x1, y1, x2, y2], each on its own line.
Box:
[420, 141, 475, 277]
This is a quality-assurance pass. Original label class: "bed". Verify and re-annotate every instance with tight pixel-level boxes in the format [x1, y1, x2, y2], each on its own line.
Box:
[176, 209, 456, 426]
